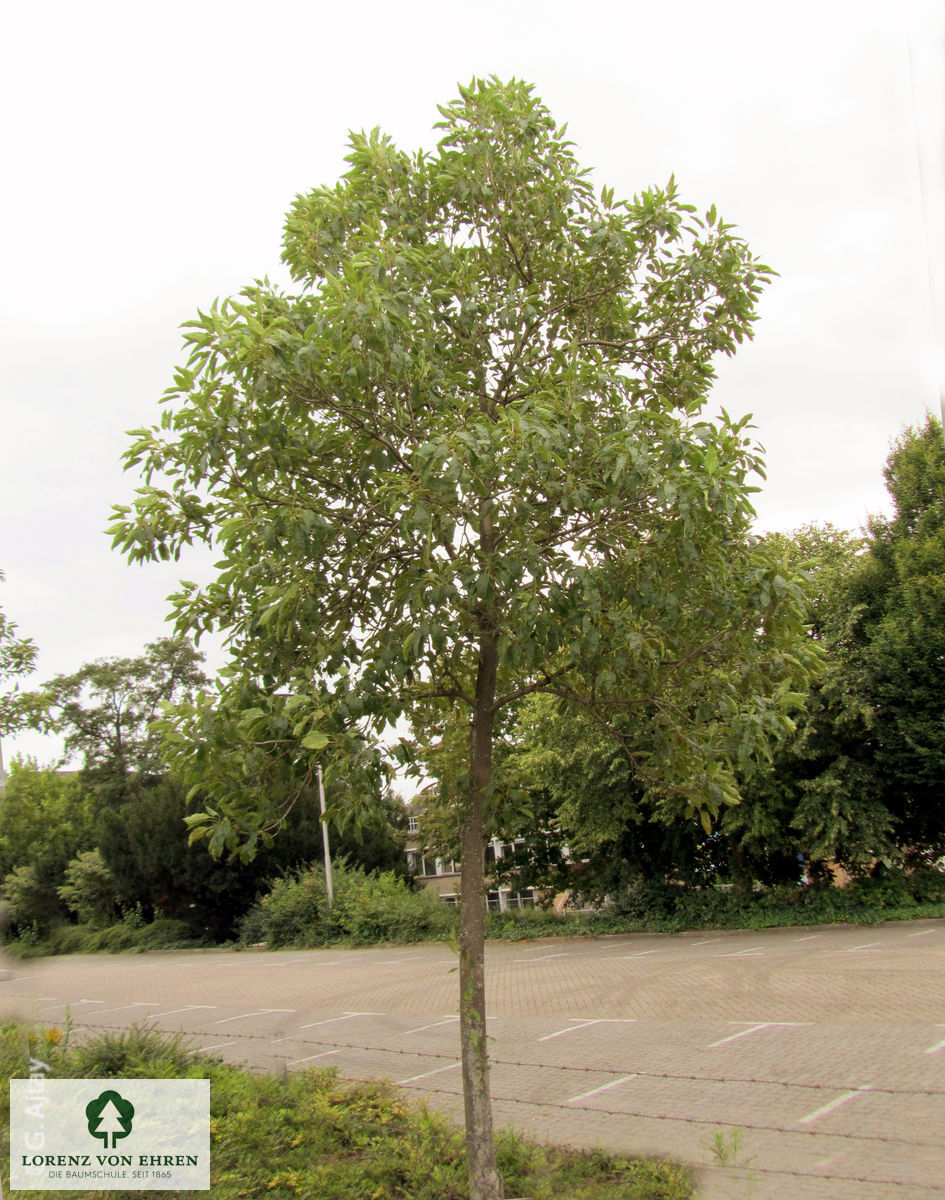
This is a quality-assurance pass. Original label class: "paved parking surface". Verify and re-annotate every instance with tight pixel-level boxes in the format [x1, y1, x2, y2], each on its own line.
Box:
[2, 920, 943, 1199]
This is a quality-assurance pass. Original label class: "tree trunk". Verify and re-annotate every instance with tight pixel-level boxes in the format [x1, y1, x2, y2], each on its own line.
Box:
[731, 844, 754, 895]
[458, 624, 504, 1200]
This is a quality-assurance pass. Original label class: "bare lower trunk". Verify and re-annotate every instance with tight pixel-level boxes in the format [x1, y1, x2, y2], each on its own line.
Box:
[459, 801, 503, 1200]
[458, 622, 504, 1200]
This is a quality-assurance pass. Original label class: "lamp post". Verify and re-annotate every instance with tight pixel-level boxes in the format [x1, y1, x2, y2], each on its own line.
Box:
[317, 762, 333, 908]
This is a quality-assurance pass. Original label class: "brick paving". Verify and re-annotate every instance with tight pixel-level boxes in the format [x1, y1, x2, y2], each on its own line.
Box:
[1, 919, 943, 1198]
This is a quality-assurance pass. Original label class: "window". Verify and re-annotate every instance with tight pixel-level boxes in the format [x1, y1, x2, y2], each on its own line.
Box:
[407, 815, 419, 833]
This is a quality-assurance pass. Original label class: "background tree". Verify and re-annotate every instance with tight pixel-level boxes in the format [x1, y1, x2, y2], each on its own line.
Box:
[10, 648, 405, 941]
[733, 523, 893, 878]
[57, 848, 121, 927]
[35, 636, 207, 785]
[0, 569, 39, 789]
[738, 424, 945, 877]
[110, 79, 816, 1199]
[856, 414, 945, 860]
[0, 759, 94, 934]
[495, 694, 716, 903]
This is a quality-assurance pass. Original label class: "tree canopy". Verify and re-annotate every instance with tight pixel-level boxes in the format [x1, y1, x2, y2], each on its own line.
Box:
[0, 570, 39, 784]
[32, 637, 206, 779]
[110, 79, 816, 1200]
[708, 419, 945, 879]
[859, 415, 945, 856]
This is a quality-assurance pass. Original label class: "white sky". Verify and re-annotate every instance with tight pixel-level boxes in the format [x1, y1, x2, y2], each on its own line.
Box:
[2, 0, 943, 766]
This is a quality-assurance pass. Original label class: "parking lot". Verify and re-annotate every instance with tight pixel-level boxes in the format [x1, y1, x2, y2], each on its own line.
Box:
[2, 919, 943, 1199]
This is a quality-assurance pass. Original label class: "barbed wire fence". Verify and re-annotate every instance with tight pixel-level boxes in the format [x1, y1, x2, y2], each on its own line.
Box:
[34, 1013, 945, 1196]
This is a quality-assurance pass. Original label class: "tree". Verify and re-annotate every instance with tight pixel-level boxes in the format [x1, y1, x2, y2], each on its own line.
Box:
[733, 524, 895, 878]
[30, 636, 209, 914]
[495, 693, 717, 902]
[854, 415, 945, 859]
[751, 425, 945, 875]
[155, 679, 389, 863]
[110, 79, 815, 1199]
[0, 569, 39, 789]
[32, 637, 206, 783]
[57, 848, 121, 926]
[2, 864, 62, 935]
[14, 650, 402, 938]
[0, 759, 94, 933]
[0, 759, 93, 881]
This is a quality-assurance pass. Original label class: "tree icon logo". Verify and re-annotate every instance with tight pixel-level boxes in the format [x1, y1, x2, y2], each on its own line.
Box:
[86, 1089, 135, 1149]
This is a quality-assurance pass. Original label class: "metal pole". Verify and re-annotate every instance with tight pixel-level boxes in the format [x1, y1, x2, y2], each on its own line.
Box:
[317, 762, 333, 908]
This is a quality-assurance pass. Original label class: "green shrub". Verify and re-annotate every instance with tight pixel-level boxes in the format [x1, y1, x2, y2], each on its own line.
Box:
[240, 866, 336, 948]
[4, 917, 198, 958]
[1, 863, 62, 933]
[909, 866, 945, 903]
[241, 864, 456, 949]
[56, 848, 121, 926]
[127, 917, 195, 950]
[333, 869, 455, 944]
[486, 906, 572, 939]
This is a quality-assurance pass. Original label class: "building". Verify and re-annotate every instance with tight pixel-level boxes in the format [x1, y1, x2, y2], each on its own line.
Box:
[404, 803, 538, 911]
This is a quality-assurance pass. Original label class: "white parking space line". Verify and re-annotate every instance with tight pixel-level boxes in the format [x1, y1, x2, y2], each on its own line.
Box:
[85, 1002, 160, 1017]
[38, 999, 102, 1013]
[708, 1021, 811, 1049]
[288, 1050, 341, 1066]
[924, 1026, 945, 1055]
[793, 934, 820, 942]
[840, 943, 881, 953]
[798, 1086, 873, 1124]
[716, 947, 763, 958]
[567, 1075, 638, 1103]
[150, 1005, 216, 1018]
[0, 975, 42, 984]
[539, 1020, 602, 1041]
[907, 928, 938, 938]
[616, 950, 660, 960]
[690, 939, 721, 947]
[513, 953, 569, 962]
[404, 1017, 460, 1035]
[709, 1023, 773, 1048]
[196, 1042, 235, 1054]
[220, 960, 298, 968]
[214, 1008, 294, 1025]
[225, 960, 348, 967]
[538, 1018, 636, 1042]
[298, 1012, 384, 1030]
[397, 1062, 462, 1085]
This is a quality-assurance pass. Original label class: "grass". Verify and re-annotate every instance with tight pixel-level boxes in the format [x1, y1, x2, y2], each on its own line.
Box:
[0, 1021, 693, 1200]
